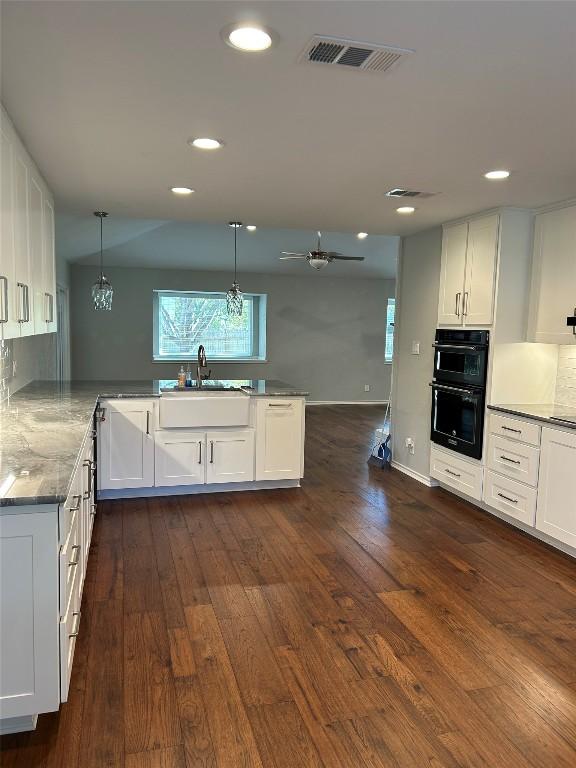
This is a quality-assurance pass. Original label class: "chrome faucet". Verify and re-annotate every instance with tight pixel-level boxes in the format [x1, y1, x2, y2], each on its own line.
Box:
[196, 345, 211, 388]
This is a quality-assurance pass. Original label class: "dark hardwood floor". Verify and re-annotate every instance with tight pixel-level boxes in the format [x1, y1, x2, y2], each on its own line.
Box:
[2, 404, 576, 767]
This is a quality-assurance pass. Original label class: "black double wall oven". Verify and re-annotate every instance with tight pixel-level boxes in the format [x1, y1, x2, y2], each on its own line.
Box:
[430, 329, 489, 460]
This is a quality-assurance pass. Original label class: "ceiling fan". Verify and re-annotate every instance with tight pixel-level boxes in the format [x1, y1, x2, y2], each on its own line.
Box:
[280, 231, 365, 270]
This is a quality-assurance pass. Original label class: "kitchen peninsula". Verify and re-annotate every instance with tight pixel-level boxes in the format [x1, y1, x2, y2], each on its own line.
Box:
[0, 378, 307, 734]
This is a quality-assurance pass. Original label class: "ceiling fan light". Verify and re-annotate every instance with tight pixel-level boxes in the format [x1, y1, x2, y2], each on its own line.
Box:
[309, 258, 329, 270]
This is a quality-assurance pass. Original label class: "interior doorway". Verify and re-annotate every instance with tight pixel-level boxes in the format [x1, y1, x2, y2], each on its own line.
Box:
[56, 285, 71, 382]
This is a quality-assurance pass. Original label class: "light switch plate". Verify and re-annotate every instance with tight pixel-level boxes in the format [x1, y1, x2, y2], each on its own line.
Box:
[411, 341, 420, 355]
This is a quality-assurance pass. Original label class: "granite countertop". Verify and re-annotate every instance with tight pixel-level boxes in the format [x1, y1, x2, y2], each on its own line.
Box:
[0, 379, 308, 508]
[488, 403, 576, 428]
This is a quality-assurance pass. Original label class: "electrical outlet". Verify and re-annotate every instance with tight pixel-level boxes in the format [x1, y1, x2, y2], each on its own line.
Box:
[405, 437, 415, 454]
[12, 359, 17, 377]
[364, 384, 370, 392]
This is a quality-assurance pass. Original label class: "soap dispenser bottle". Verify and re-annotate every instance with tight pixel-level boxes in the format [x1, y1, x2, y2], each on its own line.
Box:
[177, 365, 186, 389]
[185, 365, 193, 388]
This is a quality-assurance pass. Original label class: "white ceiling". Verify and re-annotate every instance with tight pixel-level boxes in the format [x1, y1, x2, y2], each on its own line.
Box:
[2, 0, 576, 239]
[59, 215, 399, 278]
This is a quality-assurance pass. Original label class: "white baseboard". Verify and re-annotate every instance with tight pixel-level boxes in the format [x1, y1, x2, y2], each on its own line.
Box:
[0, 714, 38, 734]
[391, 460, 438, 487]
[98, 478, 301, 500]
[307, 400, 389, 406]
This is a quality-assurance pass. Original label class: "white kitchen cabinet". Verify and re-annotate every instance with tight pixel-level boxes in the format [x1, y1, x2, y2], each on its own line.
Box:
[206, 429, 255, 484]
[0, 509, 60, 725]
[438, 214, 498, 327]
[0, 122, 18, 340]
[438, 222, 468, 325]
[155, 430, 206, 487]
[0, 105, 56, 340]
[97, 399, 155, 490]
[528, 204, 576, 344]
[536, 427, 576, 548]
[255, 398, 304, 481]
[464, 215, 499, 325]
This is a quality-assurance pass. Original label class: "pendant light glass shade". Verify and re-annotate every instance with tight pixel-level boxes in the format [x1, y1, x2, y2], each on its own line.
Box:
[92, 211, 113, 311]
[226, 222, 243, 316]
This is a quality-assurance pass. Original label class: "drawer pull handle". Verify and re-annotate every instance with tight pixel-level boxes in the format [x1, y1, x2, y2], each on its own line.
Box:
[69, 611, 81, 638]
[445, 469, 461, 478]
[69, 494, 82, 512]
[68, 544, 81, 567]
[501, 426, 522, 434]
[499, 455, 521, 465]
[268, 403, 292, 408]
[497, 492, 518, 504]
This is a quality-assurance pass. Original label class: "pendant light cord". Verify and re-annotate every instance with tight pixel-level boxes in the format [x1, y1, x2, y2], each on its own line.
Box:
[234, 224, 238, 283]
[99, 214, 104, 282]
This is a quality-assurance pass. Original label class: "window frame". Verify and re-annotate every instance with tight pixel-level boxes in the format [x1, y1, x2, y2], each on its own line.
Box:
[152, 289, 267, 363]
[385, 297, 395, 364]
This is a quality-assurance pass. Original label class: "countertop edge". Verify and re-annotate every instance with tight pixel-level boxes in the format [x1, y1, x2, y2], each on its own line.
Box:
[487, 404, 576, 429]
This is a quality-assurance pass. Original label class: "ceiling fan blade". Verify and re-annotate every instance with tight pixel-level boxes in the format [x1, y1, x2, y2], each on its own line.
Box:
[279, 255, 307, 260]
[331, 255, 365, 261]
[281, 251, 307, 256]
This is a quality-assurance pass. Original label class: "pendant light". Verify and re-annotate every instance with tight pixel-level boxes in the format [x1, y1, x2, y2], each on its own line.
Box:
[226, 221, 243, 316]
[91, 211, 113, 311]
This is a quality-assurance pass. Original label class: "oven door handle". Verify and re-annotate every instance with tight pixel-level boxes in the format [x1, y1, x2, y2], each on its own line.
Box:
[432, 343, 480, 351]
[429, 382, 480, 396]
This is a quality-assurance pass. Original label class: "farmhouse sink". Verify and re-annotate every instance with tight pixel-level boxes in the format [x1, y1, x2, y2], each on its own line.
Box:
[159, 389, 250, 428]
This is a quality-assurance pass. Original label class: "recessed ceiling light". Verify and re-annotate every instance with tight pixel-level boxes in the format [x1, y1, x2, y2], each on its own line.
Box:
[224, 24, 274, 52]
[246, 225, 257, 231]
[484, 170, 510, 180]
[357, 232, 368, 239]
[189, 137, 224, 150]
[397, 206, 415, 214]
[171, 187, 194, 195]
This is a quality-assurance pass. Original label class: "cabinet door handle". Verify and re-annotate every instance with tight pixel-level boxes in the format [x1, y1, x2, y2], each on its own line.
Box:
[69, 611, 82, 638]
[445, 468, 461, 478]
[198, 440, 202, 464]
[501, 425, 521, 434]
[17, 283, 26, 322]
[0, 276, 8, 322]
[499, 454, 521, 465]
[455, 292, 461, 317]
[497, 492, 518, 504]
[44, 292, 54, 323]
[68, 544, 81, 567]
[24, 284, 30, 322]
[463, 291, 469, 317]
[83, 459, 93, 498]
[146, 411, 150, 435]
[210, 440, 214, 464]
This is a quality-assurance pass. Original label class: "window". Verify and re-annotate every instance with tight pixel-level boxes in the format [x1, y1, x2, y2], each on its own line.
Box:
[385, 297, 395, 363]
[153, 290, 266, 361]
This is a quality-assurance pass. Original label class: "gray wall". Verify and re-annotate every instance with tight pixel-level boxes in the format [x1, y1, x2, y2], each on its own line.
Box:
[392, 227, 442, 478]
[70, 265, 395, 403]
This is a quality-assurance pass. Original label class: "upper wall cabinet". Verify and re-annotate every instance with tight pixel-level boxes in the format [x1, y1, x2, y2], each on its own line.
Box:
[438, 214, 499, 327]
[528, 204, 576, 345]
[0, 105, 56, 340]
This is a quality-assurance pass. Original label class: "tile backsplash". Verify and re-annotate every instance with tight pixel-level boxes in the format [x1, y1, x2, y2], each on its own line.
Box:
[0, 335, 58, 405]
[555, 346, 576, 407]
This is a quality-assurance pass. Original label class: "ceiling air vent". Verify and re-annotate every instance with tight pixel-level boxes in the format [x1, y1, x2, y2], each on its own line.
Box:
[300, 35, 413, 74]
[385, 188, 436, 199]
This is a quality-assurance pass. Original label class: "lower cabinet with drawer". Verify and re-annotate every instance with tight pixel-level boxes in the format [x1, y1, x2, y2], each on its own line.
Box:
[430, 446, 483, 501]
[0, 428, 95, 733]
[483, 470, 537, 526]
